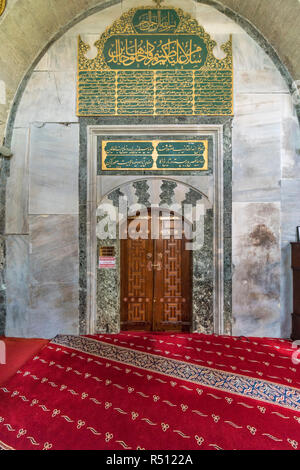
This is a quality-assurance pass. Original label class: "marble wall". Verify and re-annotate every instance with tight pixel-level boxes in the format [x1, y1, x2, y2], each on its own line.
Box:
[2, 0, 300, 338]
[232, 203, 281, 337]
[5, 123, 80, 338]
[232, 53, 300, 338]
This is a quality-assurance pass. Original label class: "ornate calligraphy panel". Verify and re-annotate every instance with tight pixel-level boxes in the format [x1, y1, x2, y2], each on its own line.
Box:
[77, 6, 233, 116]
[101, 140, 208, 171]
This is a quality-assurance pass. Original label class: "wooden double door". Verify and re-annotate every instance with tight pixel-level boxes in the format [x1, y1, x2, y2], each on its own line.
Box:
[121, 213, 191, 332]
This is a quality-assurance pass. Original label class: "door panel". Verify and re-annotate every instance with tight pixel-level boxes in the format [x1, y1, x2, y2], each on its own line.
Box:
[121, 214, 191, 332]
[121, 236, 153, 330]
[154, 219, 191, 331]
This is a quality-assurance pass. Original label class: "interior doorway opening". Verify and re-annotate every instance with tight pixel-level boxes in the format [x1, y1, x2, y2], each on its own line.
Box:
[120, 209, 192, 332]
[89, 126, 227, 336]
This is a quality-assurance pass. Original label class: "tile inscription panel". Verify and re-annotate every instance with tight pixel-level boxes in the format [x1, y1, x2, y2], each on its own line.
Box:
[101, 140, 208, 171]
[77, 6, 233, 116]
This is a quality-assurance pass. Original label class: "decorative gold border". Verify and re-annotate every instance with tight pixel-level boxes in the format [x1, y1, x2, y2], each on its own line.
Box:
[0, 0, 6, 17]
[101, 139, 208, 171]
[78, 8, 232, 72]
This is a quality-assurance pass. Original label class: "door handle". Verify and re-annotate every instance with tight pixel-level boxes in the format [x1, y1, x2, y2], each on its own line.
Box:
[147, 261, 162, 271]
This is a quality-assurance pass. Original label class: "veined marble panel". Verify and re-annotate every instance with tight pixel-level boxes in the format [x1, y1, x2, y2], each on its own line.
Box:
[232, 202, 281, 338]
[201, 28, 285, 95]
[96, 238, 120, 334]
[14, 71, 78, 127]
[281, 179, 300, 241]
[281, 94, 300, 179]
[5, 236, 30, 337]
[171, 176, 212, 202]
[235, 71, 288, 95]
[29, 123, 79, 214]
[27, 283, 79, 338]
[226, 32, 287, 93]
[280, 241, 293, 339]
[121, 183, 139, 208]
[5, 127, 29, 234]
[173, 184, 190, 208]
[232, 94, 282, 202]
[234, 92, 282, 125]
[24, 214, 79, 338]
[232, 33, 281, 72]
[97, 176, 212, 206]
[41, 35, 77, 73]
[97, 176, 144, 204]
[29, 215, 79, 286]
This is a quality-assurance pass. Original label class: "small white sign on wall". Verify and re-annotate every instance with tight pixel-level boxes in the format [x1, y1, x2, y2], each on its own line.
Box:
[98, 246, 116, 269]
[99, 256, 116, 269]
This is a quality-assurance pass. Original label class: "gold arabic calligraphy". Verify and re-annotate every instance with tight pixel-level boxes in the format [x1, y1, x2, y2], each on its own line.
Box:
[135, 11, 177, 32]
[105, 37, 206, 68]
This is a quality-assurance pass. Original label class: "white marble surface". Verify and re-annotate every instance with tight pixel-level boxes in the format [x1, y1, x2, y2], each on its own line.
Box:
[6, 127, 29, 234]
[281, 179, 300, 241]
[97, 176, 144, 202]
[98, 177, 211, 209]
[235, 70, 288, 95]
[28, 215, 79, 286]
[21, 214, 80, 338]
[232, 94, 282, 202]
[232, 202, 281, 337]
[29, 123, 79, 215]
[36, 35, 77, 73]
[281, 94, 300, 179]
[14, 71, 78, 127]
[97, 175, 212, 204]
[173, 184, 190, 207]
[5, 236, 30, 337]
[280, 241, 293, 338]
[27, 283, 79, 338]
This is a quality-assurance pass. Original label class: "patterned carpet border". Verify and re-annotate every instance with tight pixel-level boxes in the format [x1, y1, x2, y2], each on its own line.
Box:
[52, 335, 300, 412]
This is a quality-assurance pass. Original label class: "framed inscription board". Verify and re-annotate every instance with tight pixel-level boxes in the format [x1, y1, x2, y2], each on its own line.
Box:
[77, 5, 233, 117]
[101, 140, 208, 171]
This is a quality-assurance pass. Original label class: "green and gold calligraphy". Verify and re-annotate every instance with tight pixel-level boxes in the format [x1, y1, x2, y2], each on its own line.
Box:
[101, 140, 208, 171]
[77, 6, 233, 116]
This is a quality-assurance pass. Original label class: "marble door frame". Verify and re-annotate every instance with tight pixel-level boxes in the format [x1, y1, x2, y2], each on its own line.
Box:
[86, 124, 225, 335]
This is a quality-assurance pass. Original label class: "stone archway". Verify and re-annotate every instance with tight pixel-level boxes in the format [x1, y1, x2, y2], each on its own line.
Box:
[95, 177, 213, 334]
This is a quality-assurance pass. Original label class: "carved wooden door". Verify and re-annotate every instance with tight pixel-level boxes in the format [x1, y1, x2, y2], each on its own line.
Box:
[121, 215, 191, 332]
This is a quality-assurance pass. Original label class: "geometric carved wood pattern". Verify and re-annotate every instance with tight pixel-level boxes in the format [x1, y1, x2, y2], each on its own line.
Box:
[121, 213, 191, 332]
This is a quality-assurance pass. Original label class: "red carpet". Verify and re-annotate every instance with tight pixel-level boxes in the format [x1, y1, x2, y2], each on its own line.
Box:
[0, 332, 299, 450]
[0, 338, 49, 386]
